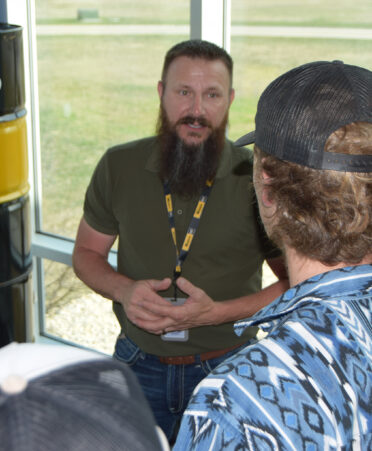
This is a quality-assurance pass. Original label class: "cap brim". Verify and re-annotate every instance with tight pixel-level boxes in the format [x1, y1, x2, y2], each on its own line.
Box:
[234, 130, 255, 147]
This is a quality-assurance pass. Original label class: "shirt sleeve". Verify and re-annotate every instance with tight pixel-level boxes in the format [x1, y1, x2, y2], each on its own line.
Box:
[83, 151, 120, 235]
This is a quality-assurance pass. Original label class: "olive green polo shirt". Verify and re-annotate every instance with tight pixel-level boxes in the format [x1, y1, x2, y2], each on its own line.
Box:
[84, 136, 280, 356]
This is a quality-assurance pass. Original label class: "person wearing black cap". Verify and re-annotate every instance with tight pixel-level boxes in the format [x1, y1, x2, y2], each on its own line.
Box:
[174, 60, 372, 450]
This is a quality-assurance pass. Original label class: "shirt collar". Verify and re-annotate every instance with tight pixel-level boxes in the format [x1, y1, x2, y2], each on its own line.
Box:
[234, 264, 372, 337]
[145, 138, 233, 179]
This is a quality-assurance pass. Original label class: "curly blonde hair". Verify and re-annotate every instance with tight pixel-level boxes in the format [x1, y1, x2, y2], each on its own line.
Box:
[255, 122, 372, 265]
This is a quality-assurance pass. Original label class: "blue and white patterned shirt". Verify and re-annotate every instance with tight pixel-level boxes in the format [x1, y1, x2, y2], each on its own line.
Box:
[174, 265, 372, 450]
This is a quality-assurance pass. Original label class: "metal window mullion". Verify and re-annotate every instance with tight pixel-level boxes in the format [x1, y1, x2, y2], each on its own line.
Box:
[190, 0, 231, 50]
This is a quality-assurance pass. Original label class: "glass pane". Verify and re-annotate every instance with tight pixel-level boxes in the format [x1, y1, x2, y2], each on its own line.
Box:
[231, 0, 372, 27]
[43, 259, 120, 354]
[35, 1, 189, 238]
[229, 0, 372, 142]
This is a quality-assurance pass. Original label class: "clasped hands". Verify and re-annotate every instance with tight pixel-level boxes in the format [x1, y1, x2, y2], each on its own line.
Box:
[119, 277, 216, 335]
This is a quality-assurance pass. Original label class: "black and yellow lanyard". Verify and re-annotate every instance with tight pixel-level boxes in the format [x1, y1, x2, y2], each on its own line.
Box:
[164, 179, 214, 301]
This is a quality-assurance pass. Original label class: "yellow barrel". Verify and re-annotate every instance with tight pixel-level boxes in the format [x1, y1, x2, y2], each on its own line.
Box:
[0, 113, 29, 203]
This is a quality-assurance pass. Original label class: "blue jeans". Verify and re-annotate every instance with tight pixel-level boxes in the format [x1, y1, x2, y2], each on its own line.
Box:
[113, 334, 246, 442]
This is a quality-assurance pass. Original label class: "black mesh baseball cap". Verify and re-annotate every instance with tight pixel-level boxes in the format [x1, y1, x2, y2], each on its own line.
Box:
[0, 343, 169, 451]
[235, 60, 372, 172]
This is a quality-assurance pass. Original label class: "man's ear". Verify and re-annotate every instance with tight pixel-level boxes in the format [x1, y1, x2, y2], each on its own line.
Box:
[261, 187, 273, 208]
[157, 80, 164, 99]
[229, 88, 235, 107]
[261, 169, 271, 181]
[260, 170, 274, 207]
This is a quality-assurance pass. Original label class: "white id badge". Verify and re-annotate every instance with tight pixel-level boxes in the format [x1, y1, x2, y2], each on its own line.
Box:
[161, 297, 189, 342]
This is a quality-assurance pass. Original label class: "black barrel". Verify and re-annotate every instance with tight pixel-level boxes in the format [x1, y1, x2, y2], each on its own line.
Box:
[0, 24, 31, 347]
[0, 195, 32, 346]
[0, 23, 25, 117]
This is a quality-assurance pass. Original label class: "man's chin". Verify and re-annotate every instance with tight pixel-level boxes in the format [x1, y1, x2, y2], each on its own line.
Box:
[177, 131, 210, 147]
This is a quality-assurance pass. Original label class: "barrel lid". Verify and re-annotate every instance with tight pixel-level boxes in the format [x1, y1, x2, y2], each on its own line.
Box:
[0, 23, 23, 33]
[0, 108, 26, 123]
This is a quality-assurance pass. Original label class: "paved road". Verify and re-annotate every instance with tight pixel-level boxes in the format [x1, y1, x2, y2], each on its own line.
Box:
[36, 24, 372, 40]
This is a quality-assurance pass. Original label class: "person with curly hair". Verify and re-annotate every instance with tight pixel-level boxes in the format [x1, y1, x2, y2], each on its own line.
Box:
[174, 60, 372, 450]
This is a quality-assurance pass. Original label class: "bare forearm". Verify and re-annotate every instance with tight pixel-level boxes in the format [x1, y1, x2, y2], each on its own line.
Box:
[72, 246, 173, 336]
[72, 248, 133, 302]
[211, 278, 289, 325]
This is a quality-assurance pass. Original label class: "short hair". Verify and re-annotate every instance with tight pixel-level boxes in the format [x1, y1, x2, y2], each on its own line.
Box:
[161, 39, 233, 87]
[255, 121, 372, 265]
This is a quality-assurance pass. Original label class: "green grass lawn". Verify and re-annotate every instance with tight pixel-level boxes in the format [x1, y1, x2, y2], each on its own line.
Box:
[35, 0, 372, 28]
[231, 0, 372, 28]
[229, 37, 372, 141]
[35, 0, 190, 25]
[34, 0, 372, 238]
[37, 34, 185, 235]
[37, 33, 372, 238]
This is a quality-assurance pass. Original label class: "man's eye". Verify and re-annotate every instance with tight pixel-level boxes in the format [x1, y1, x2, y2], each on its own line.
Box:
[208, 92, 218, 98]
[180, 90, 188, 96]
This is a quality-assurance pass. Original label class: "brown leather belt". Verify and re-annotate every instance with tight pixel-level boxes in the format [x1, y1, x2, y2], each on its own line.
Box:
[158, 343, 243, 365]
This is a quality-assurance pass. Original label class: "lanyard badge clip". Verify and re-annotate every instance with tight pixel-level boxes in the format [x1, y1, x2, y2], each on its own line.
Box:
[162, 271, 188, 342]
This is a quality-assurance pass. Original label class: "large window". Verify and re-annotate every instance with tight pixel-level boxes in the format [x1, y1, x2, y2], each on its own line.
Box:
[36, 3, 189, 239]
[8, 0, 372, 354]
[229, 0, 372, 142]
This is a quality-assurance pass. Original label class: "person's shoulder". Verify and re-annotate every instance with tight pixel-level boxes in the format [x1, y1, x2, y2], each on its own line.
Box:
[106, 136, 157, 158]
[98, 137, 158, 172]
[234, 146, 253, 163]
[226, 139, 254, 175]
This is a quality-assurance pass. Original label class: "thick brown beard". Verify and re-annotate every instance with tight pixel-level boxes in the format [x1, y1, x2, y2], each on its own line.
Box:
[156, 104, 228, 199]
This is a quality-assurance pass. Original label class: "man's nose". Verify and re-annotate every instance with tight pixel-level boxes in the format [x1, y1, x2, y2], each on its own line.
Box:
[190, 94, 205, 116]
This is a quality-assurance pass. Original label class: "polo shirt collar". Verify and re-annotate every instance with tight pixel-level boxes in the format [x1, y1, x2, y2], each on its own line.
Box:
[145, 138, 233, 179]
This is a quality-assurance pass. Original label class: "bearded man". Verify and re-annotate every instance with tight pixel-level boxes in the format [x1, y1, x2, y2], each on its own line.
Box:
[73, 40, 288, 443]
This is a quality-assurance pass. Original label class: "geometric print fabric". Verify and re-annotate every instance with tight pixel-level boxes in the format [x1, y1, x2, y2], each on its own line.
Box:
[174, 264, 372, 450]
